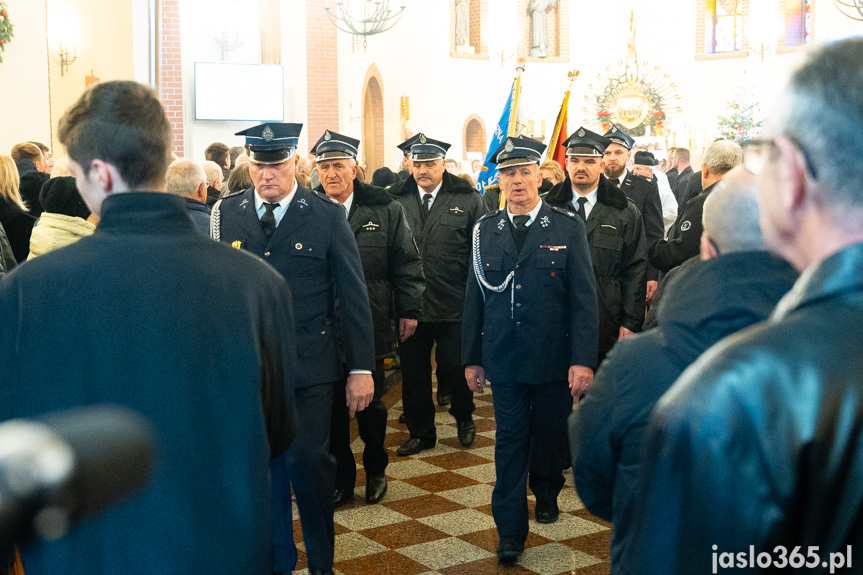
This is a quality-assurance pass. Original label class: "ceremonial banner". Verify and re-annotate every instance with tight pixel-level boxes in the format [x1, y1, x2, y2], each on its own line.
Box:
[476, 79, 519, 194]
[547, 93, 568, 170]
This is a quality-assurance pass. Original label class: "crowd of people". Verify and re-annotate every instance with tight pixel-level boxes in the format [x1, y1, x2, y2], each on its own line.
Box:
[1, 37, 863, 575]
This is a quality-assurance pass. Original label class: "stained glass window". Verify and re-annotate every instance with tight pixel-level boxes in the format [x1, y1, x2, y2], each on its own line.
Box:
[713, 0, 743, 53]
[803, 0, 812, 44]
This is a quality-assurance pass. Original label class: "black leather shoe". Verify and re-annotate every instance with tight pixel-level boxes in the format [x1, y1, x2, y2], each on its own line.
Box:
[437, 393, 451, 407]
[535, 499, 559, 524]
[396, 437, 435, 456]
[398, 412, 406, 424]
[457, 418, 476, 447]
[333, 488, 354, 509]
[496, 538, 524, 565]
[308, 568, 335, 575]
[365, 474, 388, 504]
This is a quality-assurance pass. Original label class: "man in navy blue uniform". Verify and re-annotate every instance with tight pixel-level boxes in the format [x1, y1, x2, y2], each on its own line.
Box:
[462, 136, 598, 566]
[212, 123, 375, 575]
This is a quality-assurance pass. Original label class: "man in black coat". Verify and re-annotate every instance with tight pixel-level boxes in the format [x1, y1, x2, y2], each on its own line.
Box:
[0, 80, 296, 575]
[312, 131, 424, 508]
[463, 136, 597, 565]
[545, 127, 648, 363]
[632, 40, 863, 573]
[602, 128, 663, 301]
[390, 134, 488, 455]
[10, 142, 50, 219]
[670, 147, 694, 205]
[212, 123, 375, 575]
[569, 167, 797, 575]
[649, 139, 742, 274]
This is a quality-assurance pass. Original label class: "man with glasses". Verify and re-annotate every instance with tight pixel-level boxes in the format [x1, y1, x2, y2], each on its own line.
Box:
[631, 39, 863, 574]
[648, 139, 742, 274]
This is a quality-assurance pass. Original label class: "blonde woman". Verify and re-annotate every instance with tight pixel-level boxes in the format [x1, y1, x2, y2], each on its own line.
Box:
[0, 154, 36, 263]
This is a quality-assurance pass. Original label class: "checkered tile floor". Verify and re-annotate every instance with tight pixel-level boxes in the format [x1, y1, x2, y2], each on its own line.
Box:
[290, 372, 612, 575]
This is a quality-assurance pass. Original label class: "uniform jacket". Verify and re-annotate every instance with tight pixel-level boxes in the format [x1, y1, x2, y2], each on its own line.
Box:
[617, 170, 664, 281]
[0, 193, 295, 575]
[462, 200, 599, 382]
[27, 212, 96, 260]
[649, 182, 716, 274]
[0, 221, 14, 276]
[570, 251, 797, 575]
[633, 242, 863, 574]
[545, 175, 648, 360]
[215, 185, 375, 386]
[318, 179, 424, 358]
[16, 158, 50, 220]
[390, 171, 487, 322]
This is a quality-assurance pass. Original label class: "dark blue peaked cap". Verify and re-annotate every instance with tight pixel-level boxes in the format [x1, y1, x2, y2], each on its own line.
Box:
[408, 133, 451, 162]
[235, 122, 303, 164]
[563, 127, 609, 157]
[603, 126, 635, 150]
[396, 133, 422, 156]
[311, 130, 360, 161]
[490, 136, 546, 168]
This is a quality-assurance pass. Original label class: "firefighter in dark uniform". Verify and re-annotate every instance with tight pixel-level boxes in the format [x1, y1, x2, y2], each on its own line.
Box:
[602, 127, 663, 302]
[462, 136, 598, 565]
[389, 134, 488, 456]
[311, 130, 425, 508]
[544, 127, 648, 364]
[211, 123, 375, 575]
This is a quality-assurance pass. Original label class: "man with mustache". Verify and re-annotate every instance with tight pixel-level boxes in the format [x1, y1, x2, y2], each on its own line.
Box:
[390, 134, 488, 455]
[544, 127, 648, 364]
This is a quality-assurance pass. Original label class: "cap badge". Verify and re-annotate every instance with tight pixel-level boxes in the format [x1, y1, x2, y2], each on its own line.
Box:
[419, 134, 427, 144]
[262, 126, 275, 142]
[578, 128, 585, 137]
[504, 139, 514, 152]
[324, 131, 332, 141]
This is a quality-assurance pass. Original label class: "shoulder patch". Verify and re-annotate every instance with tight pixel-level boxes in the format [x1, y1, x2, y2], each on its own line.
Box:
[680, 220, 691, 231]
[311, 190, 341, 205]
[218, 188, 248, 201]
[477, 208, 502, 223]
[551, 206, 578, 219]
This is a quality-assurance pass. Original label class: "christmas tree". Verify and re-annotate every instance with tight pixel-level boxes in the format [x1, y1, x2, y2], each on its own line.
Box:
[717, 84, 764, 141]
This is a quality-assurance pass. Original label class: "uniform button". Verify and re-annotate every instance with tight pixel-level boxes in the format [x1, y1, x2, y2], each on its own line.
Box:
[515, 264, 519, 269]
[264, 251, 271, 257]
[551, 260, 555, 265]
[321, 330, 326, 335]
[515, 284, 522, 289]
[516, 303, 522, 308]
[515, 321, 521, 327]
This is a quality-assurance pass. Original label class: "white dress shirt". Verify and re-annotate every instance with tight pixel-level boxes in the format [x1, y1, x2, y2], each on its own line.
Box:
[571, 187, 598, 219]
[254, 179, 298, 226]
[506, 199, 543, 226]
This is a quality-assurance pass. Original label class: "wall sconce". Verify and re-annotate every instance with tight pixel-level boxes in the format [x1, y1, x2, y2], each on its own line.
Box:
[58, 42, 77, 76]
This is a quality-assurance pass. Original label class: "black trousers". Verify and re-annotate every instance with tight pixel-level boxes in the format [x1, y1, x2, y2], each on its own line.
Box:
[330, 359, 389, 491]
[399, 321, 474, 441]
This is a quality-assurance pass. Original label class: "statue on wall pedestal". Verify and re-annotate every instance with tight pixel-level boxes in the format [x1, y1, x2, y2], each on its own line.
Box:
[456, 0, 470, 48]
[528, 0, 557, 57]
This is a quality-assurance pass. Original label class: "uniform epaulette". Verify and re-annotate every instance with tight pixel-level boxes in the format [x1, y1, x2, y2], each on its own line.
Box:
[312, 190, 341, 205]
[483, 183, 500, 194]
[551, 206, 578, 219]
[632, 173, 654, 184]
[477, 208, 502, 222]
[218, 188, 247, 201]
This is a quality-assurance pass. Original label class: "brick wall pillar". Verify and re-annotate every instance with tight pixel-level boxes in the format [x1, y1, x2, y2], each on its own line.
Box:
[159, 0, 184, 156]
[306, 0, 339, 145]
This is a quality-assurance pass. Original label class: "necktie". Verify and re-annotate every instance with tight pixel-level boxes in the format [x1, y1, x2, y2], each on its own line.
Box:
[261, 202, 278, 240]
[421, 193, 433, 223]
[576, 197, 588, 221]
[512, 214, 530, 252]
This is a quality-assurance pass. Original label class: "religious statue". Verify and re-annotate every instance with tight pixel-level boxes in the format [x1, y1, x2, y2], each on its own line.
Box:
[455, 0, 470, 48]
[528, 0, 557, 57]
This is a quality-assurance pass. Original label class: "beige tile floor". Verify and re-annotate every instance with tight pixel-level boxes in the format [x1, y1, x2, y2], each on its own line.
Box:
[290, 372, 612, 575]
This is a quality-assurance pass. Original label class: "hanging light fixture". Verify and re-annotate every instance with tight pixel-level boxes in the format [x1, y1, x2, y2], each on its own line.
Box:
[324, 0, 407, 50]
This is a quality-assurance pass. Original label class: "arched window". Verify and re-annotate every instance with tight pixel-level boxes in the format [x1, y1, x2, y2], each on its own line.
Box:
[463, 115, 487, 161]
